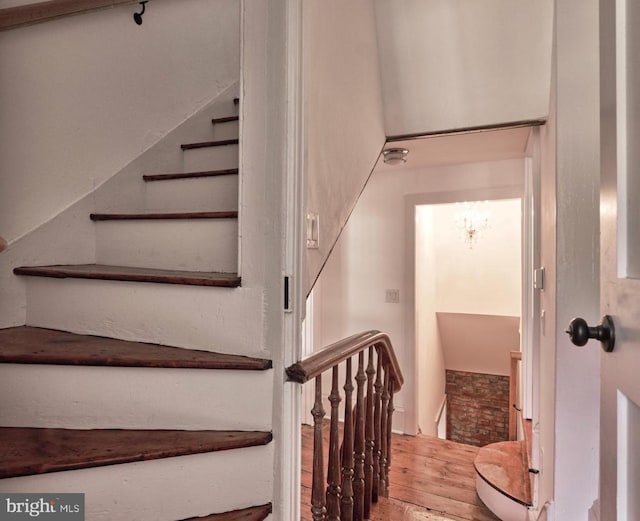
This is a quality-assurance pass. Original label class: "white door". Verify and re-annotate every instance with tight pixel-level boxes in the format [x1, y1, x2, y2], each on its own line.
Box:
[598, 1, 640, 518]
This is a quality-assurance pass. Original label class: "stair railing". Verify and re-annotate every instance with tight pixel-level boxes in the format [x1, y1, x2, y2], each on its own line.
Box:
[0, 0, 138, 31]
[286, 331, 404, 521]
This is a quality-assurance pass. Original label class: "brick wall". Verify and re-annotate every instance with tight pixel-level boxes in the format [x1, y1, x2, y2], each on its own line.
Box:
[445, 369, 509, 447]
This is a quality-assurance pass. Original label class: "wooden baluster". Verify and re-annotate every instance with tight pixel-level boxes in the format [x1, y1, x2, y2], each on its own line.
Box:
[341, 358, 355, 521]
[311, 375, 327, 521]
[326, 366, 342, 521]
[372, 349, 383, 502]
[363, 347, 376, 518]
[379, 369, 390, 497]
[385, 379, 395, 498]
[353, 351, 366, 520]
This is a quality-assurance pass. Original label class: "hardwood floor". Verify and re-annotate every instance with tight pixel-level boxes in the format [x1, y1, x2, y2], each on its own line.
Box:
[301, 424, 499, 521]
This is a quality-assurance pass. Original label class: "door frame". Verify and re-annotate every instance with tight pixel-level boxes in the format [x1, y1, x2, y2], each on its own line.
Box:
[253, 0, 306, 518]
[404, 183, 529, 436]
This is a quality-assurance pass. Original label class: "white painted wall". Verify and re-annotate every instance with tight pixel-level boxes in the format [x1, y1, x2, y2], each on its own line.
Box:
[304, 0, 386, 293]
[415, 205, 445, 435]
[313, 157, 524, 434]
[437, 313, 520, 377]
[373, 0, 554, 137]
[432, 199, 522, 317]
[0, 0, 239, 244]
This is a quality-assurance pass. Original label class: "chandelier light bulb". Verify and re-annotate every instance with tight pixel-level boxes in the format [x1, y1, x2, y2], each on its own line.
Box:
[454, 202, 490, 248]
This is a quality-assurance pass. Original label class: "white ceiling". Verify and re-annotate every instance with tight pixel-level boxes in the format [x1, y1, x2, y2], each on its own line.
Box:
[375, 126, 533, 173]
[373, 0, 554, 137]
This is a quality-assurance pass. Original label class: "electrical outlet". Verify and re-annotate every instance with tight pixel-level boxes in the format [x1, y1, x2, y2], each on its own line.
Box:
[385, 289, 400, 303]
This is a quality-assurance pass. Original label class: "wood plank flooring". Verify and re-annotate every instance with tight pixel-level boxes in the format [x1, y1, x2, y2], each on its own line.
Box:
[301, 424, 499, 521]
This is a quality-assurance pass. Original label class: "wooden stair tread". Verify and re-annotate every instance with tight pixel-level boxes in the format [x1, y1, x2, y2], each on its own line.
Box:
[0, 427, 272, 479]
[13, 264, 241, 287]
[211, 116, 239, 125]
[0, 326, 270, 370]
[143, 169, 239, 182]
[90, 211, 237, 221]
[473, 440, 532, 506]
[180, 503, 272, 521]
[181, 138, 239, 150]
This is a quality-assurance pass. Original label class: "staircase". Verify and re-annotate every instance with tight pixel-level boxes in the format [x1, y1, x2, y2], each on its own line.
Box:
[473, 420, 533, 521]
[0, 95, 274, 520]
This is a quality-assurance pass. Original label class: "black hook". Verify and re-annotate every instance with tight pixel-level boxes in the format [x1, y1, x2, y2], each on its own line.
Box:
[133, 1, 148, 25]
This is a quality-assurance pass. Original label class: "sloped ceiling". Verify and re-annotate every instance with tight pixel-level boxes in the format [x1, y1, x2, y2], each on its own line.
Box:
[375, 126, 532, 173]
[373, 0, 554, 137]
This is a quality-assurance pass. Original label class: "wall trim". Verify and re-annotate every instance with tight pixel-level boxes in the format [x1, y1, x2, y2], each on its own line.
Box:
[387, 119, 546, 142]
[278, 0, 305, 519]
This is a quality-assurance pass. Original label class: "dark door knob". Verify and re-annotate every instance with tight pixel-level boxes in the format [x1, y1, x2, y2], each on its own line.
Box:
[566, 315, 615, 352]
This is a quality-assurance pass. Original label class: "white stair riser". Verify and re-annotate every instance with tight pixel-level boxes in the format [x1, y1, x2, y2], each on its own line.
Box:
[0, 364, 272, 431]
[23, 278, 264, 357]
[475, 474, 529, 521]
[0, 445, 273, 521]
[144, 175, 238, 213]
[208, 120, 240, 141]
[183, 144, 238, 172]
[94, 219, 238, 273]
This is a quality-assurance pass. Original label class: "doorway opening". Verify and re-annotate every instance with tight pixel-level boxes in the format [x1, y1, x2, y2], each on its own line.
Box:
[300, 125, 541, 518]
[414, 198, 522, 445]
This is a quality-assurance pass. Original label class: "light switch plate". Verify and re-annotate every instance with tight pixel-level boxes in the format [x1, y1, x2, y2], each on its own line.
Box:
[306, 213, 319, 249]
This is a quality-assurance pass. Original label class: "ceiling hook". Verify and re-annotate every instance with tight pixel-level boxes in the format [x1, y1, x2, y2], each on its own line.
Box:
[133, 1, 148, 25]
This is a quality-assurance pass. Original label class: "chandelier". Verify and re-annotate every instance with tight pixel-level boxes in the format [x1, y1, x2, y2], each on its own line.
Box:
[454, 202, 490, 248]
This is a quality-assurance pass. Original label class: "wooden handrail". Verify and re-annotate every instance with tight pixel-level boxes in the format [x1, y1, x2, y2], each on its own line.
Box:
[0, 0, 136, 31]
[287, 331, 403, 520]
[286, 330, 404, 390]
[509, 350, 522, 441]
